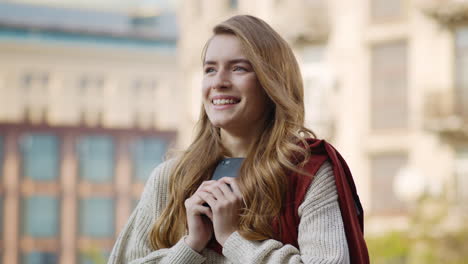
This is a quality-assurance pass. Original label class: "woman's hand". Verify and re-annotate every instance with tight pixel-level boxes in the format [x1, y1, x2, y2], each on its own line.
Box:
[184, 180, 216, 252]
[199, 177, 243, 246]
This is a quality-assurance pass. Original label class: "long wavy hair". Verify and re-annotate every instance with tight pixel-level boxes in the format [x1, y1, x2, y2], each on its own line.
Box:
[150, 15, 316, 249]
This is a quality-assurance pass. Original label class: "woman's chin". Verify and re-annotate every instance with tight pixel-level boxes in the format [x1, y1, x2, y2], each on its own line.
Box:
[210, 119, 237, 130]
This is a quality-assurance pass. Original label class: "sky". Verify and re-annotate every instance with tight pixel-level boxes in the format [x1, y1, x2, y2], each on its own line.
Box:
[1, 0, 178, 12]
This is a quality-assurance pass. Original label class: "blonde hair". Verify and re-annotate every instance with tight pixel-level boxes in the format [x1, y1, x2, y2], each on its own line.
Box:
[150, 15, 316, 249]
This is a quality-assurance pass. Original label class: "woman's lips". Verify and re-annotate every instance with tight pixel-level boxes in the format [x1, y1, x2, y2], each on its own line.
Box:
[211, 95, 241, 109]
[212, 99, 240, 110]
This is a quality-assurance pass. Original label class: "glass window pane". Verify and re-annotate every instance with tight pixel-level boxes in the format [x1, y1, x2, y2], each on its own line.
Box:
[229, 0, 238, 9]
[22, 252, 57, 264]
[78, 250, 109, 264]
[371, 154, 407, 213]
[371, 0, 402, 21]
[455, 148, 468, 203]
[371, 41, 408, 130]
[77, 135, 115, 183]
[302, 45, 325, 64]
[0, 196, 3, 237]
[20, 133, 59, 181]
[301, 44, 330, 136]
[22, 196, 59, 237]
[132, 138, 168, 182]
[0, 135, 3, 178]
[79, 197, 114, 238]
[455, 27, 468, 117]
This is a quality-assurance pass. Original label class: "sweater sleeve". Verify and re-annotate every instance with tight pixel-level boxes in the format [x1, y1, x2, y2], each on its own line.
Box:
[107, 159, 206, 264]
[222, 161, 350, 264]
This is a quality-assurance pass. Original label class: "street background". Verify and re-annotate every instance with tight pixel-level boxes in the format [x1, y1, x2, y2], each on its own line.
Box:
[0, 0, 467, 263]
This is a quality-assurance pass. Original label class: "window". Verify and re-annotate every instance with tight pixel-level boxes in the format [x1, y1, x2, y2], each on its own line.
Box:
[301, 45, 333, 137]
[20, 133, 59, 181]
[20, 72, 49, 93]
[77, 76, 104, 97]
[22, 252, 57, 264]
[371, 153, 407, 213]
[77, 136, 115, 183]
[455, 148, 468, 204]
[76, 76, 105, 122]
[79, 197, 114, 238]
[78, 250, 109, 264]
[303, 45, 325, 63]
[22, 196, 59, 237]
[0, 196, 3, 237]
[192, 0, 202, 17]
[371, 0, 402, 21]
[131, 15, 160, 29]
[0, 135, 3, 178]
[371, 41, 408, 130]
[19, 72, 50, 122]
[229, 0, 238, 9]
[132, 138, 168, 182]
[131, 79, 157, 99]
[455, 27, 468, 118]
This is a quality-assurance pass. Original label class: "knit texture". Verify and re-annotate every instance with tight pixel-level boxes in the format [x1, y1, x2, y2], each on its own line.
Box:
[107, 159, 350, 264]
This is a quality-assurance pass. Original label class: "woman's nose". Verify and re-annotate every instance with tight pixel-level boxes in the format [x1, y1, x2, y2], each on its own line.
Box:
[212, 71, 232, 89]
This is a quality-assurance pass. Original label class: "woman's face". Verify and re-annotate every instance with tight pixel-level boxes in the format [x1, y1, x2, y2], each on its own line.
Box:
[202, 34, 270, 134]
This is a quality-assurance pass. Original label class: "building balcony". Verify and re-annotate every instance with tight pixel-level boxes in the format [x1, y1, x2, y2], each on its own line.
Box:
[273, 0, 330, 43]
[421, 0, 468, 24]
[423, 90, 468, 139]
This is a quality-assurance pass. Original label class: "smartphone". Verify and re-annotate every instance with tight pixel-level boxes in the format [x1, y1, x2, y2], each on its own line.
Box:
[203, 158, 244, 207]
[211, 158, 244, 181]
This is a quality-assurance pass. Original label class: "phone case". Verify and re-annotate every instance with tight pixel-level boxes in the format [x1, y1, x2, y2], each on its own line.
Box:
[211, 158, 244, 180]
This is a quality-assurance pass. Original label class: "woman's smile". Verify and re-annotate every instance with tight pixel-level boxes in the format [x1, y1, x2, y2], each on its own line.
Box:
[211, 95, 241, 110]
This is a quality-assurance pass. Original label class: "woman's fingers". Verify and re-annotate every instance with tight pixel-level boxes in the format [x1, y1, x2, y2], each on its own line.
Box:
[219, 177, 243, 198]
[186, 180, 218, 206]
[185, 196, 213, 218]
[196, 180, 217, 192]
[198, 191, 217, 208]
[193, 204, 213, 220]
[202, 183, 225, 199]
[217, 182, 237, 201]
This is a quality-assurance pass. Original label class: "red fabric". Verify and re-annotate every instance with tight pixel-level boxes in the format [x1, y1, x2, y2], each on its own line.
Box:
[305, 139, 369, 264]
[207, 139, 369, 264]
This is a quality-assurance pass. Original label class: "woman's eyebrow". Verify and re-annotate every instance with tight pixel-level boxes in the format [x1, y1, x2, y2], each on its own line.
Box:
[203, 58, 251, 66]
[228, 59, 251, 65]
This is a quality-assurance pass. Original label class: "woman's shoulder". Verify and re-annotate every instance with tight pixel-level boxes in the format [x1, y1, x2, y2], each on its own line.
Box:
[151, 158, 178, 176]
[137, 158, 179, 212]
[146, 158, 179, 186]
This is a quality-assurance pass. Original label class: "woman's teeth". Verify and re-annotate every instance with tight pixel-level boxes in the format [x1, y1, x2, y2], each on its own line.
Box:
[213, 99, 239, 105]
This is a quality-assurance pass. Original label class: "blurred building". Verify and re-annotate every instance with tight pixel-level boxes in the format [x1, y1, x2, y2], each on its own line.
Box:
[178, 0, 468, 234]
[0, 1, 180, 264]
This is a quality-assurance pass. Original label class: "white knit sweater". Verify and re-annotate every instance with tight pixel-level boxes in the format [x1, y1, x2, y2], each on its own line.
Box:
[107, 159, 350, 264]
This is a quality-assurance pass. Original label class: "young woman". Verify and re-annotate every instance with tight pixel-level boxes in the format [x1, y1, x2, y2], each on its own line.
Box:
[108, 15, 369, 264]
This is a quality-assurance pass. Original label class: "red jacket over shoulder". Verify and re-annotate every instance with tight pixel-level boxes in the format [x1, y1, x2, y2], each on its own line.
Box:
[209, 139, 369, 264]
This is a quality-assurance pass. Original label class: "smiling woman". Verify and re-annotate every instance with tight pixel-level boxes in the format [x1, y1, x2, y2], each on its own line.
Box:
[108, 15, 369, 264]
[202, 34, 270, 141]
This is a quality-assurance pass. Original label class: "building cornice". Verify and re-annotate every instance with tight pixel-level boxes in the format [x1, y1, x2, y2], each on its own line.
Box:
[273, 1, 330, 44]
[422, 0, 468, 25]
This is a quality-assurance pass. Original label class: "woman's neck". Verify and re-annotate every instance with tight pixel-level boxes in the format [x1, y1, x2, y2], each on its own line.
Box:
[220, 127, 261, 158]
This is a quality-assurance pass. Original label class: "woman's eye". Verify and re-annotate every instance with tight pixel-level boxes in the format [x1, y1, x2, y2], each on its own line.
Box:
[204, 67, 215, 74]
[233, 66, 247, 72]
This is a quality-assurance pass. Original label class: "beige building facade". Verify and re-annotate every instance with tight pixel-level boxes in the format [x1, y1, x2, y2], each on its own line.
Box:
[0, 2, 182, 264]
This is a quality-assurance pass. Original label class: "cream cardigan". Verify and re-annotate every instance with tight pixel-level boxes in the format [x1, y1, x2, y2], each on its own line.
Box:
[107, 159, 350, 264]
